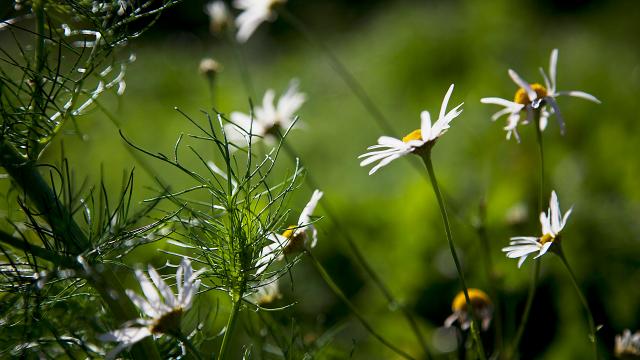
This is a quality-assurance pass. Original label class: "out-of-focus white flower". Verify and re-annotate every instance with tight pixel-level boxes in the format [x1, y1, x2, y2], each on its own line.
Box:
[233, 0, 286, 43]
[224, 80, 305, 147]
[502, 191, 573, 268]
[247, 279, 281, 305]
[205, 1, 232, 34]
[99, 259, 203, 360]
[444, 288, 493, 331]
[615, 329, 640, 358]
[481, 49, 600, 141]
[199, 58, 222, 81]
[269, 190, 323, 258]
[359, 84, 462, 175]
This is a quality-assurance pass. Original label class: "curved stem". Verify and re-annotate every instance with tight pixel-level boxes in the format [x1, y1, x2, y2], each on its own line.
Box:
[556, 250, 598, 359]
[476, 202, 503, 355]
[308, 251, 415, 360]
[278, 9, 397, 137]
[509, 111, 545, 358]
[421, 153, 486, 360]
[279, 140, 431, 359]
[219, 297, 241, 359]
[509, 259, 539, 358]
[0, 141, 160, 360]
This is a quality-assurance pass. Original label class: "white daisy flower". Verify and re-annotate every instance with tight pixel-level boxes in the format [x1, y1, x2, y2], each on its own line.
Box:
[99, 258, 203, 360]
[233, 0, 285, 43]
[444, 288, 493, 331]
[247, 278, 281, 306]
[359, 84, 463, 175]
[615, 329, 640, 358]
[205, 1, 232, 34]
[481, 49, 600, 141]
[269, 189, 323, 258]
[502, 191, 573, 268]
[224, 80, 306, 147]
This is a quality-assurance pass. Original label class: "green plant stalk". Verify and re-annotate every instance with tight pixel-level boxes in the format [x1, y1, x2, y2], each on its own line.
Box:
[509, 110, 545, 358]
[475, 203, 504, 355]
[509, 259, 539, 359]
[420, 152, 486, 360]
[307, 251, 416, 360]
[279, 9, 397, 137]
[279, 140, 432, 359]
[30, 0, 46, 159]
[219, 297, 242, 359]
[0, 140, 160, 360]
[556, 249, 598, 359]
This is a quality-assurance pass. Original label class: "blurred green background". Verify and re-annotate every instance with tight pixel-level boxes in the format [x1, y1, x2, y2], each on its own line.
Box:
[35, 0, 640, 358]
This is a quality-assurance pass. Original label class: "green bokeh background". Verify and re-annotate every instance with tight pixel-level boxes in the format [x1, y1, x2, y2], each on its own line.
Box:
[26, 0, 640, 358]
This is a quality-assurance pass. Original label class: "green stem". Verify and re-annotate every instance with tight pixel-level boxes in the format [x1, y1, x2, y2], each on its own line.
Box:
[308, 251, 415, 360]
[279, 140, 432, 359]
[509, 259, 539, 359]
[279, 9, 397, 137]
[476, 202, 503, 355]
[0, 140, 160, 360]
[421, 152, 486, 360]
[219, 297, 242, 359]
[556, 250, 598, 359]
[30, 0, 46, 159]
[509, 111, 545, 358]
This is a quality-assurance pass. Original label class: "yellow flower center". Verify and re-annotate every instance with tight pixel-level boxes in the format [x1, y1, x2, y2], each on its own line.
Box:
[539, 233, 554, 245]
[402, 129, 423, 143]
[150, 308, 183, 334]
[452, 288, 492, 312]
[282, 225, 305, 255]
[513, 83, 548, 105]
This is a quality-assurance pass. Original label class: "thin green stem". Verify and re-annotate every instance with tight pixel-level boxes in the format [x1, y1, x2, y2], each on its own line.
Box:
[509, 259, 539, 359]
[421, 152, 486, 360]
[533, 113, 545, 212]
[556, 250, 598, 359]
[475, 202, 503, 355]
[219, 297, 242, 359]
[30, 0, 46, 159]
[226, 30, 255, 100]
[0, 140, 160, 360]
[307, 251, 415, 360]
[509, 111, 545, 359]
[279, 9, 397, 137]
[279, 140, 432, 359]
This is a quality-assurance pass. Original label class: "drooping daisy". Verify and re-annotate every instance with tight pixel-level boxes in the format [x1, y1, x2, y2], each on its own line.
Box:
[481, 49, 600, 141]
[359, 84, 463, 175]
[224, 80, 305, 147]
[233, 0, 285, 43]
[205, 1, 232, 34]
[269, 190, 323, 258]
[99, 258, 203, 360]
[444, 288, 493, 331]
[615, 329, 640, 358]
[247, 279, 282, 306]
[502, 191, 573, 268]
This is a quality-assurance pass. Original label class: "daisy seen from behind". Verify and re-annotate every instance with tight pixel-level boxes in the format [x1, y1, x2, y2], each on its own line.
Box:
[359, 84, 463, 175]
[481, 49, 600, 141]
[233, 0, 285, 43]
[99, 258, 204, 360]
[224, 80, 306, 147]
[267, 189, 323, 258]
[503, 191, 573, 268]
